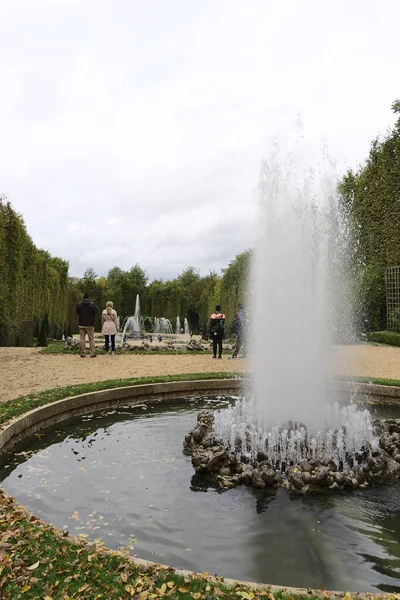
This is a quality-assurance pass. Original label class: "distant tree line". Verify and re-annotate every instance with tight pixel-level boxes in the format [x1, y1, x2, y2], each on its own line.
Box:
[338, 100, 400, 332]
[0, 195, 251, 345]
[69, 251, 251, 335]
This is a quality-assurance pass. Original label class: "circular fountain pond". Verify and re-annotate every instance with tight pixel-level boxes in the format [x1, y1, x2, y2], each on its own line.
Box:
[2, 394, 400, 593]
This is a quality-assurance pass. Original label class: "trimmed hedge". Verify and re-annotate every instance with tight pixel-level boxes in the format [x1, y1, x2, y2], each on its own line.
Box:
[366, 331, 400, 346]
[0, 197, 69, 346]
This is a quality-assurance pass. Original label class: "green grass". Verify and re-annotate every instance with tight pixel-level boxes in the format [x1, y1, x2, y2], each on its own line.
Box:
[40, 340, 235, 355]
[332, 374, 400, 387]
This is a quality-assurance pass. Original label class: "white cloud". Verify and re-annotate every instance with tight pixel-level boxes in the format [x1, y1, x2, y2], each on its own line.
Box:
[0, 0, 399, 279]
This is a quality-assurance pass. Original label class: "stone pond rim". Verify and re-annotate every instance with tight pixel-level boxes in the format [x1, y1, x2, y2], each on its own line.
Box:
[1, 377, 400, 597]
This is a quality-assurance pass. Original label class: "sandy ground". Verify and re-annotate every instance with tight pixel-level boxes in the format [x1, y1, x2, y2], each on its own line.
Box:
[0, 344, 400, 404]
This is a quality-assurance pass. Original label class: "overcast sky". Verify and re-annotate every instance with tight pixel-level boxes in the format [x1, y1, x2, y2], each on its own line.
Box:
[0, 0, 399, 280]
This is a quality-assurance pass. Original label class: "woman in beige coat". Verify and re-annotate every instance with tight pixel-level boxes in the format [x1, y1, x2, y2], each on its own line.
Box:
[101, 301, 118, 354]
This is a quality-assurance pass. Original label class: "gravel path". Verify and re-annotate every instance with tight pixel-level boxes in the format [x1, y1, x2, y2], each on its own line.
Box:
[0, 344, 399, 403]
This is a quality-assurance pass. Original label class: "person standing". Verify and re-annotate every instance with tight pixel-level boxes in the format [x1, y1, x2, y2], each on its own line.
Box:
[231, 303, 248, 359]
[101, 300, 118, 354]
[76, 293, 98, 358]
[209, 304, 226, 359]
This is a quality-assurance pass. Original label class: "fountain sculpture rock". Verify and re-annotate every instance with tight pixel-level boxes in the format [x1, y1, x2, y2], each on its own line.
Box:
[184, 411, 400, 494]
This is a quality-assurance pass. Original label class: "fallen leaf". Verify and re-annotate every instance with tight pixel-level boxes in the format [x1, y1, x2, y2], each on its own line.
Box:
[27, 560, 40, 570]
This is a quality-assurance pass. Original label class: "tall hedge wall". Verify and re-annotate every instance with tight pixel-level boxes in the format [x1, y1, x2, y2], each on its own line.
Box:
[338, 100, 400, 332]
[0, 197, 69, 345]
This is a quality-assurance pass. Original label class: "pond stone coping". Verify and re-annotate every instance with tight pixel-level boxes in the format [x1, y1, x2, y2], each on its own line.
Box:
[1, 377, 400, 597]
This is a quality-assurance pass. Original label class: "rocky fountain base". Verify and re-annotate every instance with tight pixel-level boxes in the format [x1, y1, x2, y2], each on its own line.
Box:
[184, 411, 400, 494]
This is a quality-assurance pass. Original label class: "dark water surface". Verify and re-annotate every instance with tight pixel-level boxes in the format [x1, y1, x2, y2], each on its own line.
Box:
[1, 396, 400, 593]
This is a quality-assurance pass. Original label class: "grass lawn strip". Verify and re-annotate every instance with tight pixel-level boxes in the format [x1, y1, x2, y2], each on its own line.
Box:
[0, 373, 247, 426]
[1, 373, 399, 427]
[39, 341, 222, 355]
[1, 373, 399, 599]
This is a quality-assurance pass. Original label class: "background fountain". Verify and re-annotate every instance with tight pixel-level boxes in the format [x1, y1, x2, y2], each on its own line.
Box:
[153, 317, 173, 335]
[184, 317, 190, 337]
[121, 294, 145, 338]
[176, 316, 181, 336]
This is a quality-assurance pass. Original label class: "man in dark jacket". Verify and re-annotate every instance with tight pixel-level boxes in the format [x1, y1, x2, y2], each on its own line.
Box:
[76, 293, 98, 358]
[209, 304, 226, 359]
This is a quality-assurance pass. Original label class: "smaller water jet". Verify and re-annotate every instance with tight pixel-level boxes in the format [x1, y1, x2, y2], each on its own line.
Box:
[121, 294, 145, 338]
[153, 317, 173, 335]
[184, 318, 190, 337]
[176, 316, 181, 335]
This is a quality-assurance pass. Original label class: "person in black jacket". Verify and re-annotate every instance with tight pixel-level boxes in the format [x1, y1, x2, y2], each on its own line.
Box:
[209, 305, 226, 359]
[76, 293, 98, 358]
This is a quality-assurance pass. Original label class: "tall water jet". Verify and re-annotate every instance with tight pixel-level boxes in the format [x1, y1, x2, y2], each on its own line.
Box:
[207, 140, 374, 480]
[176, 316, 181, 335]
[185, 140, 396, 493]
[250, 141, 350, 431]
[134, 294, 140, 320]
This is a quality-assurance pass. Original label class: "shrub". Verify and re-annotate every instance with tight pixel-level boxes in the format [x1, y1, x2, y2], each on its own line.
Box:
[351, 265, 386, 333]
[366, 331, 400, 346]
